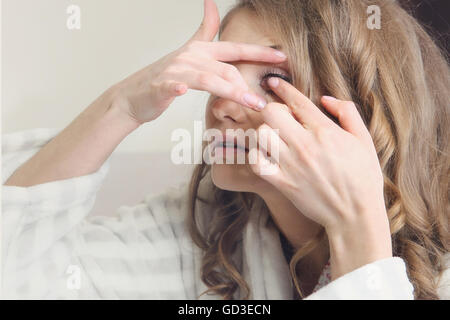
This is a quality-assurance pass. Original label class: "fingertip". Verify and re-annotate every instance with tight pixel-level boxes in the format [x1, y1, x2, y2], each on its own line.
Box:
[322, 95, 338, 103]
[268, 77, 280, 88]
[274, 50, 287, 59]
[243, 93, 267, 111]
[175, 84, 188, 95]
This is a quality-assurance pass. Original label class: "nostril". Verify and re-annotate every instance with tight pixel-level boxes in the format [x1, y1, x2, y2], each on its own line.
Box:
[224, 115, 236, 122]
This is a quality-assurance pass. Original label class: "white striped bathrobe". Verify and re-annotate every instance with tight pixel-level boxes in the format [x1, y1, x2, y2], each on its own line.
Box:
[2, 128, 449, 299]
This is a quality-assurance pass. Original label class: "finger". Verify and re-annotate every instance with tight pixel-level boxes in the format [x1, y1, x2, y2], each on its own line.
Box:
[154, 81, 188, 106]
[260, 102, 308, 146]
[204, 41, 287, 63]
[189, 0, 220, 42]
[267, 77, 335, 130]
[256, 123, 289, 164]
[321, 96, 373, 144]
[185, 58, 249, 92]
[182, 71, 265, 111]
[173, 83, 188, 96]
[217, 62, 249, 92]
[248, 146, 282, 179]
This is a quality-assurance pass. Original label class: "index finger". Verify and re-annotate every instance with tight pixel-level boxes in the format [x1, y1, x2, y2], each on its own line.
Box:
[267, 77, 335, 129]
[205, 41, 287, 63]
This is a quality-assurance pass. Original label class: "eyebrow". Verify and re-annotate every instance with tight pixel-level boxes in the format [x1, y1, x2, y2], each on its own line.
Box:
[268, 45, 290, 70]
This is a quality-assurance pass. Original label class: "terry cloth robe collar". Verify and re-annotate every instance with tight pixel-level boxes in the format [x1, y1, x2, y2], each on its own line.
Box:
[193, 180, 331, 300]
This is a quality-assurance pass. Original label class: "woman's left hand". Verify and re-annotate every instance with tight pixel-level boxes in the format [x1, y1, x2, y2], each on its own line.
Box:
[249, 77, 393, 280]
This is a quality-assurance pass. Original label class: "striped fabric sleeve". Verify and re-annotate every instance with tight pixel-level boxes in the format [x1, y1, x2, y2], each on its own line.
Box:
[2, 128, 195, 299]
[304, 257, 415, 300]
[2, 128, 112, 298]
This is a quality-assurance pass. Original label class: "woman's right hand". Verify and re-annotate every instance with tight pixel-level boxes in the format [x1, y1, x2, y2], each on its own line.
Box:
[108, 0, 287, 125]
[5, 0, 288, 187]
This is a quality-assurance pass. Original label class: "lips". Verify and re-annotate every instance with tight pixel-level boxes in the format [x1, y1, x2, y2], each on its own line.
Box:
[213, 135, 249, 152]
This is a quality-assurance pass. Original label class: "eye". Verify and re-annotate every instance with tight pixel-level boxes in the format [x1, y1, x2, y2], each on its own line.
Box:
[259, 68, 292, 96]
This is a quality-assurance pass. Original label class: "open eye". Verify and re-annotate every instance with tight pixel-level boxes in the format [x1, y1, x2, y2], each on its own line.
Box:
[260, 68, 292, 96]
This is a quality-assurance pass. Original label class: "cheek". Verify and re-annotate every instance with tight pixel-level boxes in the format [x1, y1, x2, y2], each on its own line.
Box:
[204, 105, 215, 129]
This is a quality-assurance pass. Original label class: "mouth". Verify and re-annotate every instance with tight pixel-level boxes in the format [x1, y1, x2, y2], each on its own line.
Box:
[213, 136, 250, 153]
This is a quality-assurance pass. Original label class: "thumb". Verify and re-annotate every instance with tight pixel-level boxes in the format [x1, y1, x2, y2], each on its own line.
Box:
[189, 0, 220, 42]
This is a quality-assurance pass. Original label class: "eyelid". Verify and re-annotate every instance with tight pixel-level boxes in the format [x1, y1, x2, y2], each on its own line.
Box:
[259, 67, 292, 92]
[257, 67, 292, 98]
[259, 67, 292, 83]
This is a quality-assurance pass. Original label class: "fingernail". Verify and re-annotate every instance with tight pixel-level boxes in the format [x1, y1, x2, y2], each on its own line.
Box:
[323, 96, 337, 101]
[268, 77, 279, 88]
[256, 99, 267, 110]
[243, 93, 267, 110]
[175, 84, 185, 93]
[274, 51, 287, 59]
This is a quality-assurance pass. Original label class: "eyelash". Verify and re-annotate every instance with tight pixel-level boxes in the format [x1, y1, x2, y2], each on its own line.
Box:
[259, 68, 292, 96]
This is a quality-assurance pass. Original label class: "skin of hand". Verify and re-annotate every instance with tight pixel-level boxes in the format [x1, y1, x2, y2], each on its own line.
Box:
[109, 0, 286, 125]
[249, 76, 393, 280]
[3, 0, 286, 187]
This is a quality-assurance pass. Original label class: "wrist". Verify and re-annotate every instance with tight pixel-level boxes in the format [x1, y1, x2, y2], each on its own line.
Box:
[104, 85, 144, 129]
[326, 210, 392, 281]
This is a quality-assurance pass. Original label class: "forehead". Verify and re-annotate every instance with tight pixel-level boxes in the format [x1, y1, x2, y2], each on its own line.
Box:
[219, 9, 275, 46]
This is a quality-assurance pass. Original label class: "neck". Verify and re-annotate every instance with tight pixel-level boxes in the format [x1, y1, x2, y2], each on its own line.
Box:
[258, 188, 330, 280]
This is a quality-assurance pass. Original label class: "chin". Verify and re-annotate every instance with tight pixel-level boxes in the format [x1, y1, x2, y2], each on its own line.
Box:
[211, 163, 269, 193]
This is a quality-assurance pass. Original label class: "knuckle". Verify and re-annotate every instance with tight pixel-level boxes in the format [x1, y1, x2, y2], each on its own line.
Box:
[222, 65, 239, 80]
[338, 101, 356, 119]
[196, 72, 211, 87]
[299, 139, 318, 161]
[164, 65, 180, 76]
[262, 102, 284, 119]
[279, 103, 291, 114]
[265, 102, 280, 112]
[344, 100, 356, 107]
[279, 178, 297, 195]
[231, 43, 244, 57]
[148, 80, 158, 91]
[314, 125, 333, 144]
[185, 40, 200, 52]
[162, 79, 173, 90]
[343, 101, 356, 112]
[173, 53, 190, 65]
[261, 103, 277, 119]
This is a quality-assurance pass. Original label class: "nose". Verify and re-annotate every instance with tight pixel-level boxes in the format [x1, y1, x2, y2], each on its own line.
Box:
[210, 95, 248, 123]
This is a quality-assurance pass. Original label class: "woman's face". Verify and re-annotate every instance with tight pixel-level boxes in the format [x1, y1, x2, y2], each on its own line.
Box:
[205, 9, 293, 195]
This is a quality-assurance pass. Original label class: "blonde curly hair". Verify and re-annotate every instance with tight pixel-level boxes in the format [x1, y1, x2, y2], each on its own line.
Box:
[187, 0, 449, 300]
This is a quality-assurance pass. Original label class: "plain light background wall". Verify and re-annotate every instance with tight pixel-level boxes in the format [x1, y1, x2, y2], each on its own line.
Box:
[2, 0, 238, 215]
[2, 0, 235, 153]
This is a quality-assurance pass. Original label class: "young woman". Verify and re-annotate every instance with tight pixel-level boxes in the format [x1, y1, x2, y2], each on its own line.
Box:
[3, 0, 449, 299]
